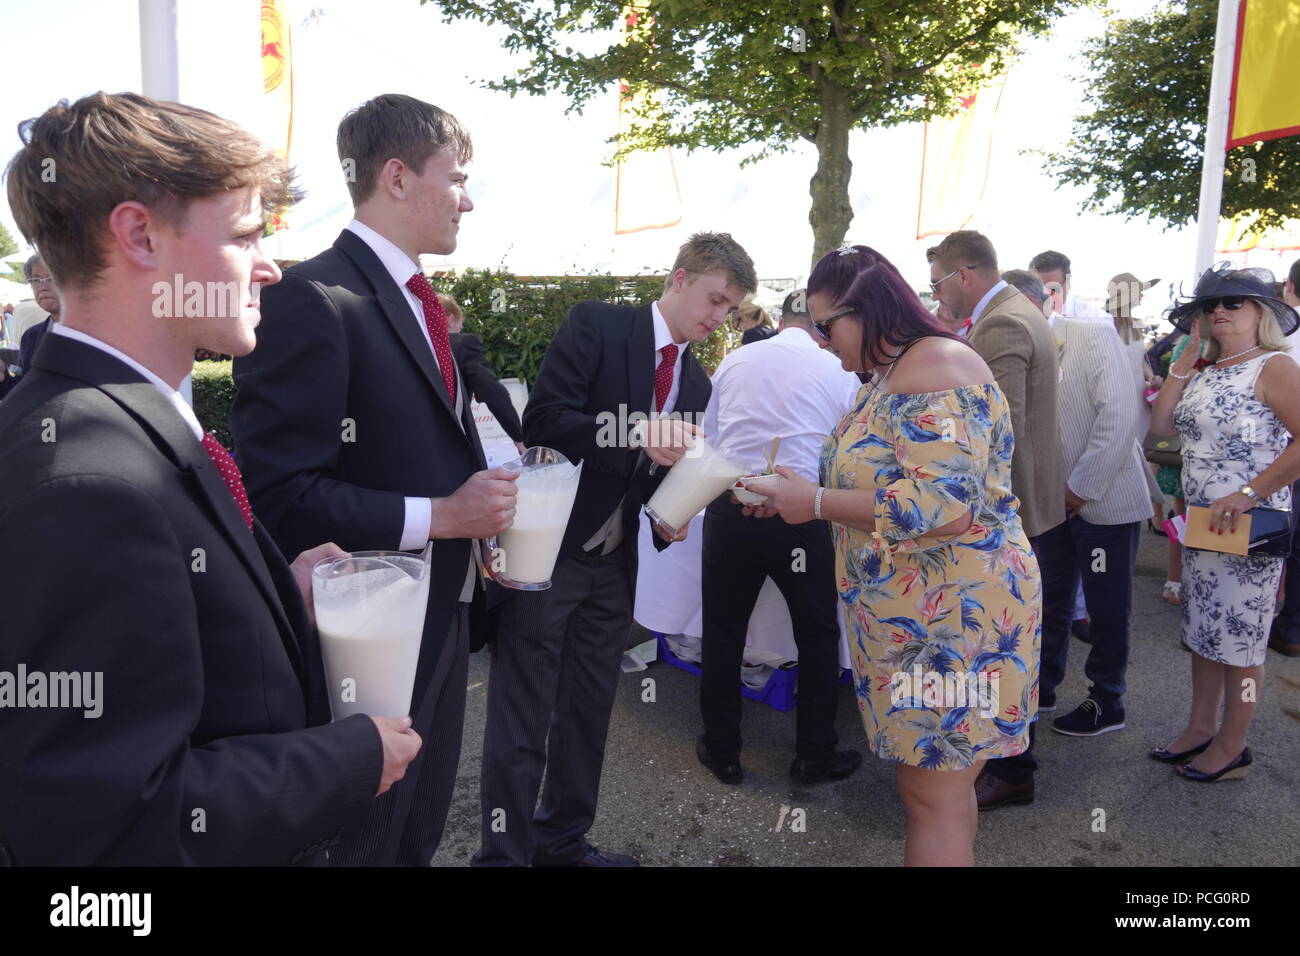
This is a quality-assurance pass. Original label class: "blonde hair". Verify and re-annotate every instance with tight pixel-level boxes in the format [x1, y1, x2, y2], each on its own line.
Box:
[1114, 314, 1136, 345]
[735, 298, 773, 330]
[1195, 300, 1290, 361]
[435, 291, 463, 320]
[663, 232, 758, 295]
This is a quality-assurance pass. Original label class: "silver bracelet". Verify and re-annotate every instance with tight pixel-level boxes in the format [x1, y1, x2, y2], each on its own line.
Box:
[1168, 367, 1192, 380]
[814, 487, 826, 520]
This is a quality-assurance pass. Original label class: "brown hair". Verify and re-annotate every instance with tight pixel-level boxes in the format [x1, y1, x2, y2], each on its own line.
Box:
[925, 230, 998, 275]
[337, 94, 473, 206]
[665, 231, 757, 295]
[5, 91, 298, 289]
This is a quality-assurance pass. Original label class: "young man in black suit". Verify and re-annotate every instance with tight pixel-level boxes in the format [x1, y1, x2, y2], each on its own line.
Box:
[475, 233, 757, 867]
[0, 92, 419, 865]
[230, 94, 518, 866]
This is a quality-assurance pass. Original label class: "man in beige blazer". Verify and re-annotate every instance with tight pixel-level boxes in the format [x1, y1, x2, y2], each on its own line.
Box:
[926, 231, 1067, 810]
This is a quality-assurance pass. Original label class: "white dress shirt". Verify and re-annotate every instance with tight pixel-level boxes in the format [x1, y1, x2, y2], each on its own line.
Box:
[702, 327, 862, 482]
[50, 324, 204, 440]
[650, 299, 684, 414]
[346, 219, 466, 555]
[584, 300, 687, 553]
[1062, 292, 1112, 322]
[346, 220, 476, 598]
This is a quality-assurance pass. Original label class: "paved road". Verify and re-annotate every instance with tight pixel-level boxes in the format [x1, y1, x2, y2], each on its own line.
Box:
[432, 527, 1300, 866]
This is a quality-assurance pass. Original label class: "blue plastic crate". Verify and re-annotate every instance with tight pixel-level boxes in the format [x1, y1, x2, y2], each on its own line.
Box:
[652, 632, 800, 711]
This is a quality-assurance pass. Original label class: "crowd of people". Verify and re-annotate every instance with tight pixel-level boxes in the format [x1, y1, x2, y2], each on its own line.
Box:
[1, 89, 1297, 869]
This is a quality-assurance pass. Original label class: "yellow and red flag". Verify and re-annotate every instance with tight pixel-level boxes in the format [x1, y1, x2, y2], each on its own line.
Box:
[614, 5, 682, 235]
[915, 64, 1008, 239]
[261, 0, 293, 232]
[1216, 213, 1300, 252]
[1227, 0, 1300, 148]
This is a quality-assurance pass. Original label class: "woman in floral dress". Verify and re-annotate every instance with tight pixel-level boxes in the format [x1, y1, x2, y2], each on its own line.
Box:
[1148, 264, 1300, 782]
[755, 246, 1040, 865]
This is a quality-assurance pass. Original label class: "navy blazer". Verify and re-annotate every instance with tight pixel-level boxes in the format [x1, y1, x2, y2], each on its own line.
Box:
[231, 229, 494, 677]
[0, 316, 51, 399]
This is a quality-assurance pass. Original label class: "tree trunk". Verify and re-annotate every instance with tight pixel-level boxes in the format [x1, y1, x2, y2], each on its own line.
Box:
[808, 89, 854, 274]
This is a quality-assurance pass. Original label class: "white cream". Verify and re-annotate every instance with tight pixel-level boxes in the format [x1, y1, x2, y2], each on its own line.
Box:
[496, 461, 582, 585]
[646, 437, 746, 531]
[316, 564, 429, 720]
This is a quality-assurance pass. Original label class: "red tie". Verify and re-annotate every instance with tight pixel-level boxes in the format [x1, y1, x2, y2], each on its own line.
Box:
[405, 272, 458, 405]
[201, 432, 254, 532]
[958, 316, 973, 337]
[654, 344, 678, 413]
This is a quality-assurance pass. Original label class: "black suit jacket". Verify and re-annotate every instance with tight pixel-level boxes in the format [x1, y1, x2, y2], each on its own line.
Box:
[450, 331, 524, 442]
[230, 229, 493, 678]
[0, 316, 51, 399]
[0, 334, 381, 866]
[523, 301, 711, 582]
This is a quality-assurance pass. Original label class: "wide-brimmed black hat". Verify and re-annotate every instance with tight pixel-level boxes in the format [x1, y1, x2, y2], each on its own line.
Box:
[1168, 262, 1299, 336]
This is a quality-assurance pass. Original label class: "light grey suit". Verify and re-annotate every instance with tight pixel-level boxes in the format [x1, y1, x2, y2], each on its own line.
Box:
[1054, 318, 1154, 524]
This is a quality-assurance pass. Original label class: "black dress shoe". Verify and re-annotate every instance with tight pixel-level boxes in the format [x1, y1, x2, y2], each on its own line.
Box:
[1149, 738, 1212, 763]
[974, 768, 1034, 810]
[535, 843, 640, 867]
[1175, 747, 1252, 782]
[696, 735, 743, 785]
[788, 749, 862, 785]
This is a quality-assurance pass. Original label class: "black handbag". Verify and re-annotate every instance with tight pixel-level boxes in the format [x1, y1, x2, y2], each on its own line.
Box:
[1142, 430, 1182, 468]
[1244, 507, 1295, 557]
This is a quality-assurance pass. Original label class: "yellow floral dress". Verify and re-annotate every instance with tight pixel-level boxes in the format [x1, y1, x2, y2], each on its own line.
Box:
[819, 383, 1041, 769]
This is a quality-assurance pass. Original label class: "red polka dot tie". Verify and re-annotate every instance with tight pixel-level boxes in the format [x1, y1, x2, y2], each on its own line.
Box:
[654, 343, 678, 413]
[405, 272, 457, 405]
[201, 432, 254, 532]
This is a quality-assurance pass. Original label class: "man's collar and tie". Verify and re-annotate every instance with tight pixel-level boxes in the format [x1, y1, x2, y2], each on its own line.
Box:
[406, 271, 457, 405]
[50, 324, 255, 531]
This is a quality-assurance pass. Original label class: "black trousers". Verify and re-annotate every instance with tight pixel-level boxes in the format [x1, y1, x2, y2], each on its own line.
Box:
[700, 500, 841, 764]
[329, 603, 469, 866]
[474, 547, 631, 866]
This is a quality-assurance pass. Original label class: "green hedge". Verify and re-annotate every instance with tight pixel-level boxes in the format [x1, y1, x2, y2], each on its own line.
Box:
[445, 268, 738, 385]
[192, 360, 235, 449]
[190, 271, 744, 448]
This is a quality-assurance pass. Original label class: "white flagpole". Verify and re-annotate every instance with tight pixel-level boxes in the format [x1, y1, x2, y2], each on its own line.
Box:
[1193, 0, 1241, 277]
[138, 0, 180, 101]
[138, 0, 192, 405]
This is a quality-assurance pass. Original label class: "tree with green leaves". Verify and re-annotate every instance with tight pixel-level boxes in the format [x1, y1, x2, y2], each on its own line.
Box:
[426, 0, 1087, 270]
[0, 221, 17, 260]
[1045, 0, 1300, 233]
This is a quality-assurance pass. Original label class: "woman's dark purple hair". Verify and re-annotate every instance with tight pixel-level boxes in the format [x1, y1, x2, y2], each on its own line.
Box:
[808, 244, 968, 371]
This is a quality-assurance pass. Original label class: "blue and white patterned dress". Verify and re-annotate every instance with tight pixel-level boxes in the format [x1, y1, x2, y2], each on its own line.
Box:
[1174, 352, 1291, 666]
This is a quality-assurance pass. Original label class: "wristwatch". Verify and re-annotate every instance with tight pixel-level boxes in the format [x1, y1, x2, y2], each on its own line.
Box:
[1240, 485, 1260, 501]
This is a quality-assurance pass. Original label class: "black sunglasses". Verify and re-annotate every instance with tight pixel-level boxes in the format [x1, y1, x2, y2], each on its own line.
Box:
[813, 306, 854, 340]
[1200, 296, 1248, 314]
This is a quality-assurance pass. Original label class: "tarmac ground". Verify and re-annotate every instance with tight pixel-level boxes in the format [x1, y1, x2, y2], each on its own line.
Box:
[432, 526, 1300, 867]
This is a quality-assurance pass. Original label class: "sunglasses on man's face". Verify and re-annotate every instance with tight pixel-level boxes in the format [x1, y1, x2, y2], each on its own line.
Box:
[1201, 296, 1248, 315]
[813, 306, 854, 340]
